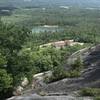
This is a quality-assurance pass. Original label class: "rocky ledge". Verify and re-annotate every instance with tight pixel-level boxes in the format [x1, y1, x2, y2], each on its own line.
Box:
[7, 94, 93, 100]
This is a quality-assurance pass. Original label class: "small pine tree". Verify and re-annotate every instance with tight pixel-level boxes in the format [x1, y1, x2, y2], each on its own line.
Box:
[72, 56, 83, 71]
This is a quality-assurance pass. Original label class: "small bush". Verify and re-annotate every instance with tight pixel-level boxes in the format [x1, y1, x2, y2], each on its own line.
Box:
[80, 88, 100, 96]
[46, 73, 67, 83]
[44, 69, 81, 83]
[44, 66, 67, 83]
[95, 96, 100, 100]
[72, 57, 83, 71]
[44, 76, 51, 83]
[38, 91, 47, 96]
[69, 70, 81, 78]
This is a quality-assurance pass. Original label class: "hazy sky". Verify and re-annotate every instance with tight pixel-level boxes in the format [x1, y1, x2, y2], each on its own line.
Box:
[24, 0, 32, 2]
[1, 0, 100, 8]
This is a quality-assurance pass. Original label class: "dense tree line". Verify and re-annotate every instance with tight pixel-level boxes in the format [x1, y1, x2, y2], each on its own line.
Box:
[0, 21, 32, 99]
[32, 29, 98, 45]
[2, 7, 100, 44]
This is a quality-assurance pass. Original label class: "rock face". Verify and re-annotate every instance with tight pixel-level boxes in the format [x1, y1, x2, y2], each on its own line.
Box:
[39, 45, 100, 93]
[7, 94, 93, 100]
[21, 77, 29, 87]
[13, 77, 29, 96]
[40, 40, 84, 49]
